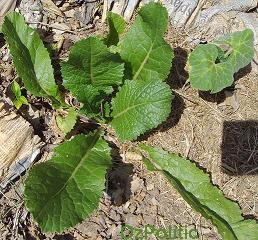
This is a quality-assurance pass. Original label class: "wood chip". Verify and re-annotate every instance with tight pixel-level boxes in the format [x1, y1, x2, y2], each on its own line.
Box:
[0, 0, 17, 25]
[0, 101, 41, 188]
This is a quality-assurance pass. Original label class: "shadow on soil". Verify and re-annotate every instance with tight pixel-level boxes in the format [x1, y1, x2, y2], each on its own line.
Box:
[53, 234, 74, 240]
[168, 47, 189, 89]
[0, 34, 5, 48]
[221, 120, 258, 175]
[234, 63, 252, 81]
[106, 142, 134, 206]
[198, 90, 226, 104]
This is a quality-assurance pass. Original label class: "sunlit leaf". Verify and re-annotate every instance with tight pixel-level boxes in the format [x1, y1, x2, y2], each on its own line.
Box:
[2, 12, 62, 105]
[188, 30, 254, 93]
[120, 3, 173, 81]
[105, 12, 126, 47]
[111, 79, 173, 140]
[24, 132, 112, 232]
[56, 108, 77, 135]
[140, 144, 258, 240]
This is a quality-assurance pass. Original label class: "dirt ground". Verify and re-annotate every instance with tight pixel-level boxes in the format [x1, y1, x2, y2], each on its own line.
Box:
[1, 2, 258, 240]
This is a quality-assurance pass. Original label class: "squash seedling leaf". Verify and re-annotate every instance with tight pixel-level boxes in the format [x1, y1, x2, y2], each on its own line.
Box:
[215, 29, 254, 73]
[188, 29, 254, 93]
[188, 44, 234, 93]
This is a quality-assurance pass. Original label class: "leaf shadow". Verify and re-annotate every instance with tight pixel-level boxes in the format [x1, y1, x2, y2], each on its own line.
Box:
[122, 60, 133, 81]
[198, 90, 226, 104]
[106, 141, 134, 206]
[0, 33, 5, 48]
[234, 63, 252, 81]
[168, 47, 189, 89]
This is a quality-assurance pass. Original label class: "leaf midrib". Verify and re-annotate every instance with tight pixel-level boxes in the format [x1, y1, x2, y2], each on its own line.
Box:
[132, 41, 155, 80]
[35, 131, 100, 220]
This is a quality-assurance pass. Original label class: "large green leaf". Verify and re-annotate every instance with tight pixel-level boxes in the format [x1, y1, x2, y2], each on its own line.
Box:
[120, 2, 173, 81]
[61, 37, 124, 116]
[188, 29, 254, 93]
[105, 12, 126, 47]
[188, 44, 234, 93]
[140, 144, 258, 240]
[2, 12, 62, 105]
[111, 79, 173, 141]
[24, 132, 112, 232]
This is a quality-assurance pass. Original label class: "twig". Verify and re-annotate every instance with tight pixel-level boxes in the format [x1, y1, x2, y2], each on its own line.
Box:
[173, 89, 199, 105]
[27, 21, 76, 34]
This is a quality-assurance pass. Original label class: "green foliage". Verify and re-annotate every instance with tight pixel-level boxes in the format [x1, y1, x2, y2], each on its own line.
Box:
[105, 12, 126, 47]
[11, 81, 28, 109]
[56, 108, 77, 135]
[120, 2, 173, 81]
[24, 132, 112, 232]
[62, 3, 173, 139]
[3, 2, 257, 236]
[61, 37, 125, 118]
[2, 12, 62, 106]
[77, 85, 105, 119]
[6, 4, 174, 233]
[111, 79, 173, 140]
[188, 29, 254, 93]
[61, 36, 124, 94]
[140, 144, 258, 240]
